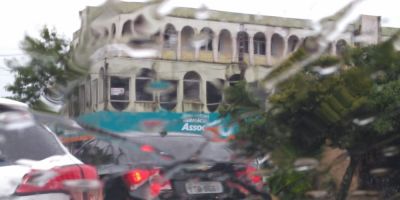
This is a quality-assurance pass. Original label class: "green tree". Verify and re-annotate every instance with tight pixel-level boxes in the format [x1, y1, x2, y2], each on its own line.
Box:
[5, 26, 78, 110]
[221, 36, 400, 199]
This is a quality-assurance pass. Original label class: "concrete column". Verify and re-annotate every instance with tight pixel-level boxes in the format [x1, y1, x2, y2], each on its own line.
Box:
[232, 36, 237, 62]
[177, 77, 183, 112]
[194, 45, 200, 61]
[158, 30, 164, 58]
[266, 33, 272, 65]
[283, 36, 288, 57]
[177, 31, 182, 60]
[249, 36, 254, 65]
[212, 34, 219, 62]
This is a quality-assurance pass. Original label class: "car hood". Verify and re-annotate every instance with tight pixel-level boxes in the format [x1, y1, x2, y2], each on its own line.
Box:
[0, 154, 81, 197]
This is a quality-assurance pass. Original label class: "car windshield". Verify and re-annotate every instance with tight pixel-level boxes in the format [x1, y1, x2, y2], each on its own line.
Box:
[2, 0, 400, 199]
[0, 125, 65, 162]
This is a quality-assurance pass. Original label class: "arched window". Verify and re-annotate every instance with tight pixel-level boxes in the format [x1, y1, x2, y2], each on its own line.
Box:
[183, 71, 201, 101]
[229, 74, 241, 86]
[271, 33, 284, 58]
[163, 24, 177, 49]
[160, 80, 178, 111]
[254, 32, 266, 55]
[110, 76, 130, 111]
[218, 30, 232, 54]
[336, 39, 348, 56]
[181, 26, 195, 51]
[288, 35, 299, 53]
[136, 68, 154, 101]
[111, 24, 116, 37]
[207, 79, 223, 112]
[134, 15, 147, 35]
[237, 31, 249, 53]
[200, 27, 213, 51]
[122, 20, 132, 36]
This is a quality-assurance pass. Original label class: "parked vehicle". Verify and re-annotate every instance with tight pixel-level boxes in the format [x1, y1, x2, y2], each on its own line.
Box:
[73, 132, 269, 200]
[0, 98, 99, 199]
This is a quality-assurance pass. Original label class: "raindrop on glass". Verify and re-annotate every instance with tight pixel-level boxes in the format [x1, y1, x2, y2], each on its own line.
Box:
[353, 117, 375, 126]
[140, 119, 166, 133]
[294, 158, 319, 172]
[369, 168, 390, 177]
[382, 146, 399, 157]
[195, 5, 210, 20]
[27, 171, 58, 187]
[191, 32, 210, 50]
[312, 66, 339, 76]
[306, 190, 328, 199]
[145, 80, 174, 94]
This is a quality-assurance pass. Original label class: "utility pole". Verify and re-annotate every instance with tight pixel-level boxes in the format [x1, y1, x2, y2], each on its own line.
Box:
[238, 24, 247, 80]
[104, 58, 109, 111]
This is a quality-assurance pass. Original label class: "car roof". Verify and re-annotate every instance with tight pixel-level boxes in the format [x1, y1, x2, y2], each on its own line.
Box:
[0, 98, 29, 110]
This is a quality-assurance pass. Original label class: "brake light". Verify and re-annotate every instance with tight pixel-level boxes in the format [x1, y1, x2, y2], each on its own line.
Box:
[123, 168, 170, 197]
[124, 169, 151, 185]
[140, 144, 155, 153]
[15, 164, 98, 194]
[237, 165, 263, 185]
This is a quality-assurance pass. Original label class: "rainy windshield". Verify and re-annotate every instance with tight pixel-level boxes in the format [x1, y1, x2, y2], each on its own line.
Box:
[0, 125, 65, 162]
[1, 0, 400, 200]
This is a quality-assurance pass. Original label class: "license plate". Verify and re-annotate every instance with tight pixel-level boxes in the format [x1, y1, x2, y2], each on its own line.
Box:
[185, 181, 223, 194]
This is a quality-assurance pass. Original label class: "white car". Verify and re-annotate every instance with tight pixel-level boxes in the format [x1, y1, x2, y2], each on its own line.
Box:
[0, 98, 99, 200]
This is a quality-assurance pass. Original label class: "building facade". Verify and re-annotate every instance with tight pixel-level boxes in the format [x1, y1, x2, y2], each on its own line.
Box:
[68, 1, 398, 116]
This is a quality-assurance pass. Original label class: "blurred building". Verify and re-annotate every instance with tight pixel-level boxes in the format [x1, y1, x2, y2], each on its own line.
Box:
[68, 1, 398, 116]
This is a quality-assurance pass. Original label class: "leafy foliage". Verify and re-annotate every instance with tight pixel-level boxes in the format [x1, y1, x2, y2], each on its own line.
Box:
[5, 26, 71, 108]
[221, 36, 400, 198]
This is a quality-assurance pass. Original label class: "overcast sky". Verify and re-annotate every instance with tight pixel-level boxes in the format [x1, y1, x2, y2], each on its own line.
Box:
[0, 0, 399, 97]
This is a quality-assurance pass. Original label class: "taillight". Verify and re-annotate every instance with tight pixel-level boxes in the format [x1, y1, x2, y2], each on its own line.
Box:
[123, 168, 170, 197]
[237, 165, 263, 185]
[124, 169, 152, 185]
[15, 164, 98, 195]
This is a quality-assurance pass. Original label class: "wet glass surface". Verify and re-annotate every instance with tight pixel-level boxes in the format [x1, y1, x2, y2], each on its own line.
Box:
[2, 0, 400, 199]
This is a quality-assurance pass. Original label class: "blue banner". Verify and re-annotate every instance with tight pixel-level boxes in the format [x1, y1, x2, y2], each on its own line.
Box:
[77, 111, 238, 136]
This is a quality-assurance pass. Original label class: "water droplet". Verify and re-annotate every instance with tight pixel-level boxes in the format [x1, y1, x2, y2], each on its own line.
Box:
[27, 171, 58, 187]
[312, 66, 339, 76]
[382, 146, 399, 157]
[145, 80, 174, 94]
[0, 111, 35, 130]
[353, 117, 375, 126]
[369, 168, 390, 177]
[306, 190, 328, 199]
[294, 158, 319, 172]
[140, 119, 166, 133]
[156, 0, 176, 17]
[63, 180, 102, 192]
[91, 43, 159, 60]
[195, 5, 209, 20]
[190, 32, 210, 50]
